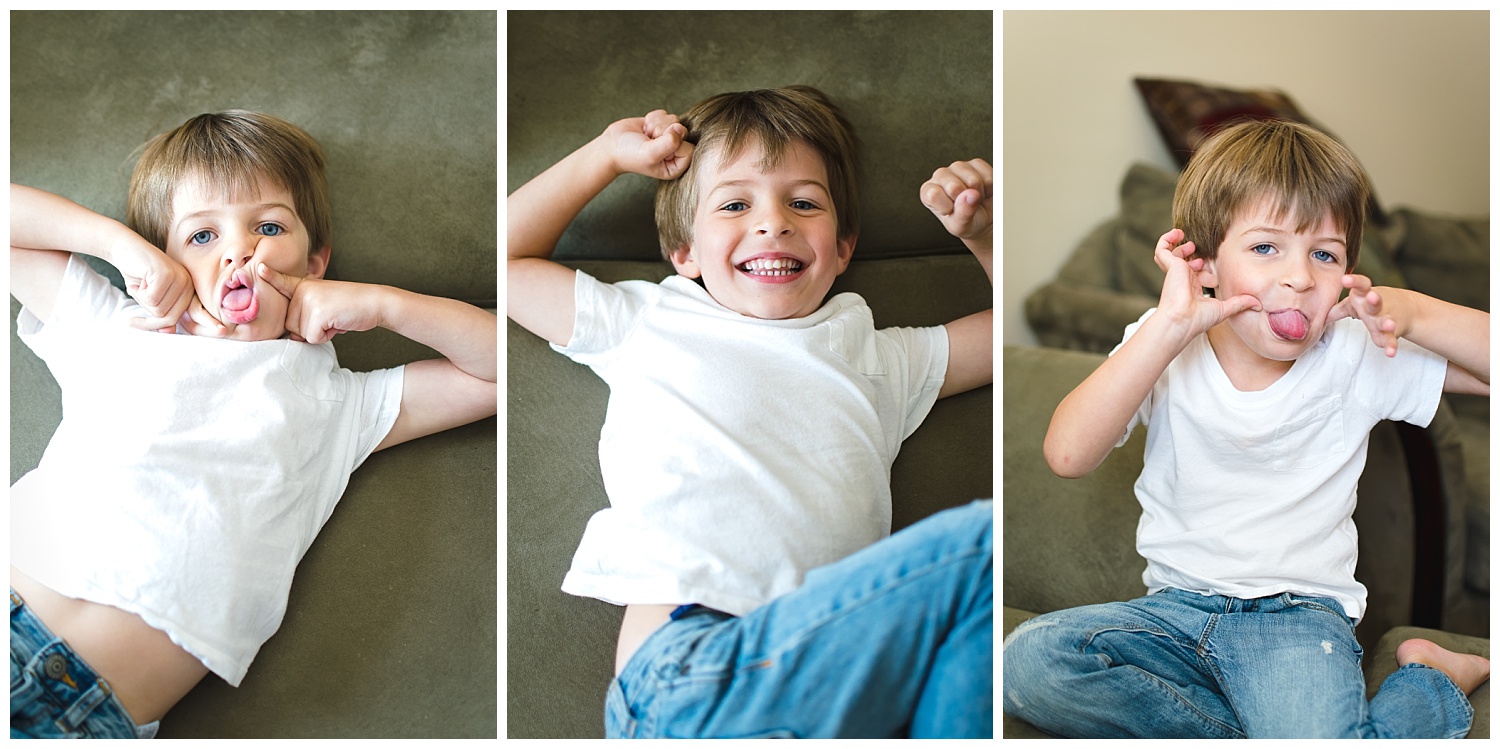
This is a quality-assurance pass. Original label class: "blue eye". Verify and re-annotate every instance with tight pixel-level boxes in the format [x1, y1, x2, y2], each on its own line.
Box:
[259, 223, 284, 236]
[1313, 249, 1337, 263]
[1251, 243, 1274, 255]
[721, 201, 748, 212]
[791, 199, 818, 210]
[190, 230, 215, 246]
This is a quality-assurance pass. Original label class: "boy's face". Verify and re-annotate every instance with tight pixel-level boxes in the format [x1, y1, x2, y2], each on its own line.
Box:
[1200, 197, 1349, 366]
[669, 137, 855, 320]
[164, 174, 328, 341]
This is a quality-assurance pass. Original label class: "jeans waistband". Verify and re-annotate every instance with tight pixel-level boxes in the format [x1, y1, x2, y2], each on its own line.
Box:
[10, 588, 158, 739]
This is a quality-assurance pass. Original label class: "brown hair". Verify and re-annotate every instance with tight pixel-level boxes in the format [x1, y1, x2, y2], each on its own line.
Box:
[126, 110, 331, 256]
[654, 86, 860, 260]
[1173, 119, 1368, 270]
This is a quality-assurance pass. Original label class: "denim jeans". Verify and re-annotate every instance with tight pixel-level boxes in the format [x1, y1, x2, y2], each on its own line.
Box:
[1002, 587, 1474, 738]
[10, 590, 157, 739]
[605, 499, 993, 738]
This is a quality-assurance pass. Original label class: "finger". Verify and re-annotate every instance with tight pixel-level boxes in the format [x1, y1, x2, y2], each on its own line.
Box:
[1224, 294, 1262, 315]
[125, 313, 180, 334]
[948, 188, 981, 227]
[257, 262, 300, 299]
[182, 298, 228, 337]
[920, 181, 957, 216]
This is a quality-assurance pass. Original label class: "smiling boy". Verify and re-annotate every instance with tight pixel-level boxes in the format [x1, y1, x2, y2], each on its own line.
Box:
[1004, 119, 1489, 738]
[508, 86, 993, 738]
[10, 110, 496, 737]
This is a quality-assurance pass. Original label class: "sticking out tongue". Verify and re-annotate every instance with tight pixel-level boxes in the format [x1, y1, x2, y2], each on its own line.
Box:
[221, 286, 258, 325]
[1268, 309, 1308, 341]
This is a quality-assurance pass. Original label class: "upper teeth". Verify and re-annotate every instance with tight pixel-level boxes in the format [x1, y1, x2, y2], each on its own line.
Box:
[740, 258, 801, 275]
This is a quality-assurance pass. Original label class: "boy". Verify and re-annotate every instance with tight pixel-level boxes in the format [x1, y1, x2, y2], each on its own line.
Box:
[10, 110, 497, 738]
[507, 86, 993, 738]
[1003, 119, 1489, 738]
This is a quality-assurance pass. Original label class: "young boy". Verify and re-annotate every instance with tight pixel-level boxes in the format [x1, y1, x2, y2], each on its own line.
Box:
[507, 86, 994, 738]
[10, 110, 497, 738]
[1003, 119, 1489, 739]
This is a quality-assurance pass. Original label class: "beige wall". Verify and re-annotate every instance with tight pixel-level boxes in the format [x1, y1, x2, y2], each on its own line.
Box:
[1003, 10, 1489, 347]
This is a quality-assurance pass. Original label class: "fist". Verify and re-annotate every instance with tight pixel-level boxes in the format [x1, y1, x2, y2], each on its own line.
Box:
[921, 158, 993, 240]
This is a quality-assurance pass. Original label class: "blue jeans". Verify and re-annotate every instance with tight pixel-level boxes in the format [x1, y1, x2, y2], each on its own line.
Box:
[10, 590, 158, 739]
[1002, 588, 1474, 738]
[606, 499, 993, 738]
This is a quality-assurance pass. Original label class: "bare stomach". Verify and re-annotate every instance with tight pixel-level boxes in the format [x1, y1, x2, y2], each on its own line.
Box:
[616, 604, 679, 676]
[10, 567, 209, 725]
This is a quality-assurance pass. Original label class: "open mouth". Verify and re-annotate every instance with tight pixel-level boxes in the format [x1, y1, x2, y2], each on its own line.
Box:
[737, 257, 804, 278]
[1267, 309, 1309, 341]
[219, 270, 260, 325]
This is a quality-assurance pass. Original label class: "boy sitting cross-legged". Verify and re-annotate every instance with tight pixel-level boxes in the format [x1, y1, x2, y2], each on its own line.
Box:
[508, 85, 994, 738]
[10, 110, 496, 738]
[1003, 119, 1489, 739]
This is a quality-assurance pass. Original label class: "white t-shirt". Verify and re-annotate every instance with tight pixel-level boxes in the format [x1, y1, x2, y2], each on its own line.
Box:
[11, 255, 404, 686]
[553, 272, 949, 616]
[1114, 308, 1447, 621]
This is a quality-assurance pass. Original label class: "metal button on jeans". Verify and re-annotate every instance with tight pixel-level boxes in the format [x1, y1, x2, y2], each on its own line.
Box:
[44, 653, 67, 680]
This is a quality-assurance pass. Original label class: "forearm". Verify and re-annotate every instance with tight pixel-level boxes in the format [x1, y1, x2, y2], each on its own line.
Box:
[962, 230, 993, 284]
[11, 184, 151, 270]
[1044, 312, 1192, 478]
[1389, 287, 1489, 384]
[506, 136, 621, 262]
[381, 286, 498, 383]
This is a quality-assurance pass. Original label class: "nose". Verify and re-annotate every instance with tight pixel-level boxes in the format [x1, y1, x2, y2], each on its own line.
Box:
[753, 204, 794, 237]
[1281, 256, 1313, 291]
[221, 232, 257, 269]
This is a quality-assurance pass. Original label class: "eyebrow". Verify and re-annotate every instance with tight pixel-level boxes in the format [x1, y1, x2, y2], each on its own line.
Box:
[1240, 225, 1346, 247]
[174, 202, 296, 230]
[708, 178, 830, 195]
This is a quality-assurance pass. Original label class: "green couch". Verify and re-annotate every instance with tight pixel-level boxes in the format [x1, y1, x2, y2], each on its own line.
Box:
[1002, 345, 1490, 739]
[10, 12, 497, 738]
[506, 10, 993, 739]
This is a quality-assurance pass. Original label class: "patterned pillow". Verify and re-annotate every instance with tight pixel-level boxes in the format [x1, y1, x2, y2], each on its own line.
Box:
[1134, 76, 1385, 225]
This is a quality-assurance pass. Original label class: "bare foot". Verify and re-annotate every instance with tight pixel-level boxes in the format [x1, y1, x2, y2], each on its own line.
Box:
[1397, 638, 1491, 695]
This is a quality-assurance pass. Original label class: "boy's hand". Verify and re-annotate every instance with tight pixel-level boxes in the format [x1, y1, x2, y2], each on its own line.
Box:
[602, 110, 694, 180]
[179, 295, 229, 337]
[921, 158, 993, 242]
[1153, 228, 1260, 338]
[258, 263, 383, 344]
[106, 235, 196, 334]
[1329, 274, 1407, 357]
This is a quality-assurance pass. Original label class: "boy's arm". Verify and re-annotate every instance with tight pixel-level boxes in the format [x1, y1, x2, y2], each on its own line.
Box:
[1043, 230, 1259, 478]
[1332, 275, 1489, 396]
[11, 183, 195, 332]
[258, 265, 497, 451]
[507, 111, 694, 347]
[920, 159, 994, 399]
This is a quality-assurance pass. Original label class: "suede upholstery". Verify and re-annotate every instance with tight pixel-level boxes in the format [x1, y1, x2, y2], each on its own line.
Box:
[10, 12, 497, 738]
[507, 10, 993, 739]
[1002, 345, 1489, 739]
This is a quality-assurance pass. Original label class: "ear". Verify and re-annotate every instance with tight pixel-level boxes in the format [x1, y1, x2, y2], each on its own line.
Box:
[668, 244, 701, 279]
[834, 233, 857, 275]
[1196, 253, 1219, 290]
[306, 245, 332, 280]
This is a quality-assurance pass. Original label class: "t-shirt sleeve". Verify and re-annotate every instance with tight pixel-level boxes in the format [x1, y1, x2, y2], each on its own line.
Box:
[1343, 319, 1448, 428]
[875, 324, 950, 442]
[17, 254, 138, 339]
[549, 270, 661, 366]
[346, 364, 407, 471]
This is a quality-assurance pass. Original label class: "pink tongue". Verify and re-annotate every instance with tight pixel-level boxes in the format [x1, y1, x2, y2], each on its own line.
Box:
[1269, 310, 1308, 340]
[223, 287, 253, 312]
